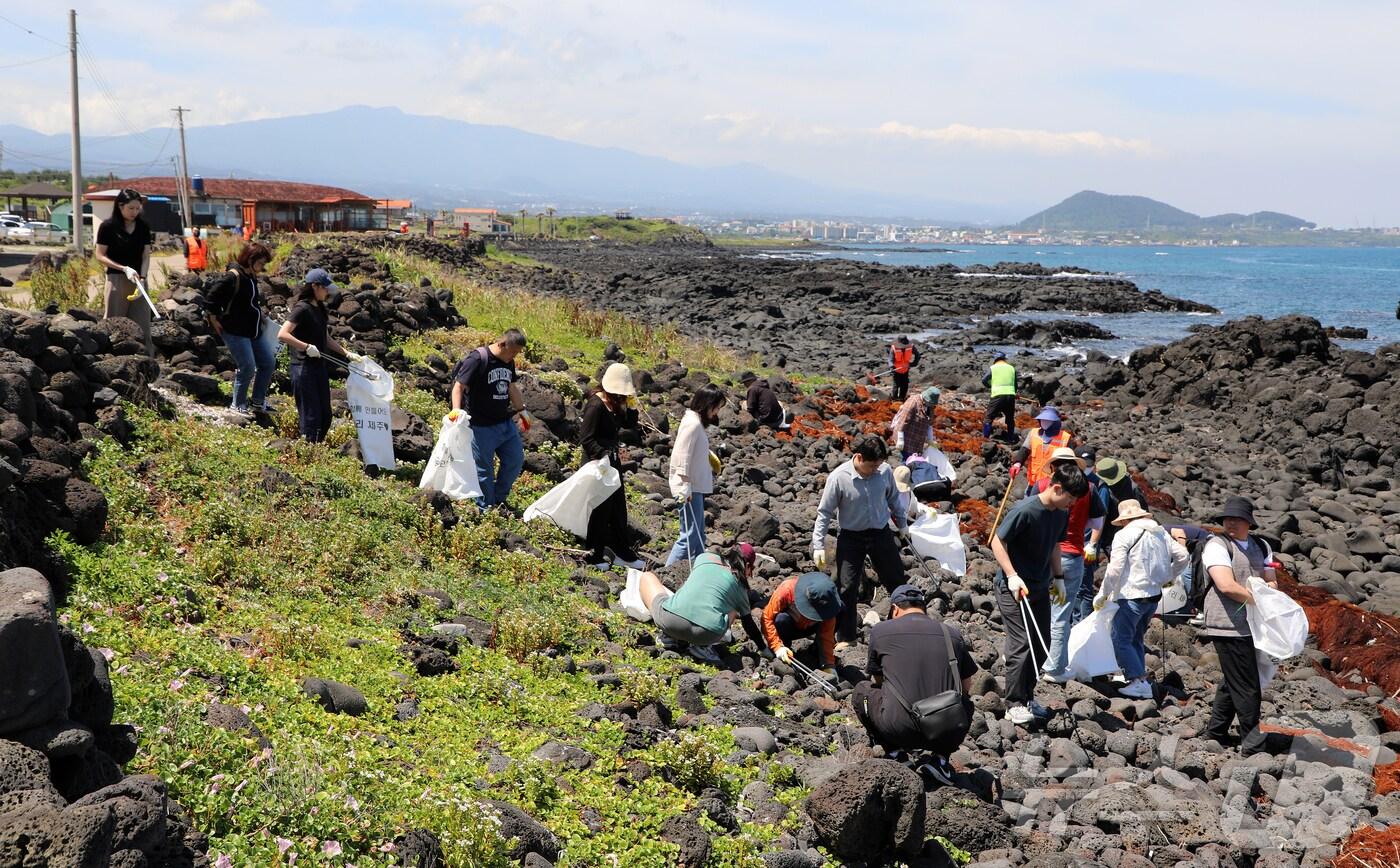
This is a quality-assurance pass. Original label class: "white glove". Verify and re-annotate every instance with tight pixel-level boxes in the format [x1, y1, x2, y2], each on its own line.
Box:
[1007, 575, 1028, 599]
[1050, 579, 1066, 606]
[1093, 593, 1108, 612]
[346, 351, 365, 363]
[862, 609, 882, 627]
[122, 266, 139, 282]
[894, 431, 905, 450]
[775, 646, 795, 664]
[1084, 543, 1099, 565]
[304, 344, 321, 359]
[674, 482, 692, 504]
[813, 549, 827, 570]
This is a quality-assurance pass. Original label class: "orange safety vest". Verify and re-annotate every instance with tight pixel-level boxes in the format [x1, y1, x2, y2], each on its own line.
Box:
[1027, 429, 1072, 485]
[185, 236, 207, 270]
[891, 345, 915, 374]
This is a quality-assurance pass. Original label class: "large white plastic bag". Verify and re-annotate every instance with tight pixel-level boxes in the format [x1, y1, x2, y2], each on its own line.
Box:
[908, 511, 966, 576]
[1245, 576, 1308, 661]
[1156, 582, 1189, 616]
[346, 358, 396, 469]
[523, 457, 621, 538]
[620, 568, 651, 622]
[419, 414, 483, 501]
[922, 446, 957, 482]
[1066, 601, 1120, 680]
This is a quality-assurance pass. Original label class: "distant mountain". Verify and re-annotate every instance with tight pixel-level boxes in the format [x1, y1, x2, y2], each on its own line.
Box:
[1016, 190, 1313, 233]
[0, 106, 1006, 222]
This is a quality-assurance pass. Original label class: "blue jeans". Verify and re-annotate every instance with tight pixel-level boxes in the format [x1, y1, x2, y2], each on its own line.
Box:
[1072, 559, 1098, 626]
[1111, 596, 1160, 680]
[471, 419, 524, 508]
[1179, 563, 1195, 608]
[665, 492, 706, 567]
[222, 331, 276, 410]
[1043, 553, 1084, 677]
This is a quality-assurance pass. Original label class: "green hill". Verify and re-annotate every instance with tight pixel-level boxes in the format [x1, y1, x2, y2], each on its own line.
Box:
[1017, 190, 1313, 233]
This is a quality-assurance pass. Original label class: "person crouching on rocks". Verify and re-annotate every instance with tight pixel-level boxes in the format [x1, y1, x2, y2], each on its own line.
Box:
[852, 584, 978, 787]
[812, 434, 909, 649]
[581, 363, 643, 569]
[991, 461, 1087, 725]
[206, 242, 277, 415]
[761, 571, 842, 685]
[667, 385, 726, 567]
[277, 269, 363, 442]
[1093, 499, 1189, 700]
[1200, 495, 1278, 756]
[739, 371, 787, 430]
[634, 547, 764, 665]
[889, 386, 940, 461]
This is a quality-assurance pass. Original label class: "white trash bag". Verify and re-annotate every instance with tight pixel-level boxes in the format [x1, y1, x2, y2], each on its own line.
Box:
[922, 446, 957, 482]
[908, 511, 967, 576]
[1156, 581, 1190, 617]
[346, 357, 396, 470]
[523, 457, 621, 539]
[1245, 576, 1309, 661]
[620, 568, 651, 622]
[419, 413, 483, 501]
[1066, 601, 1120, 681]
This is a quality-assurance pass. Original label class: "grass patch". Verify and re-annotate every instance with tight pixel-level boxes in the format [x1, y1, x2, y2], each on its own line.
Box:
[483, 244, 548, 269]
[709, 235, 818, 249]
[517, 215, 706, 245]
[58, 407, 820, 866]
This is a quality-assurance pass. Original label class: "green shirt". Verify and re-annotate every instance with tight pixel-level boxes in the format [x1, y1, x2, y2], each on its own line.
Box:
[989, 361, 1017, 397]
[662, 553, 750, 636]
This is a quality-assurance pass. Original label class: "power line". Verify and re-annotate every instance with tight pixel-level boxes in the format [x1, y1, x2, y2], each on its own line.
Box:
[0, 12, 66, 46]
[77, 44, 164, 148]
[0, 52, 65, 70]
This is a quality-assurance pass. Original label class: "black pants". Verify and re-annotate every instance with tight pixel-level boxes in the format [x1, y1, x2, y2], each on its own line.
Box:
[585, 486, 631, 558]
[834, 528, 905, 642]
[1208, 636, 1266, 754]
[891, 371, 910, 400]
[995, 581, 1051, 704]
[853, 682, 973, 755]
[983, 394, 1016, 438]
[290, 361, 332, 443]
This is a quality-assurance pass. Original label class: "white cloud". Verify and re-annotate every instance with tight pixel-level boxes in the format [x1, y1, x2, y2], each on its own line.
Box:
[875, 121, 1154, 156]
[202, 0, 266, 24]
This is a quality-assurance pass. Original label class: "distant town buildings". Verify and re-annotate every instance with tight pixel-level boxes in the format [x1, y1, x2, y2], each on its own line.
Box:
[87, 177, 378, 234]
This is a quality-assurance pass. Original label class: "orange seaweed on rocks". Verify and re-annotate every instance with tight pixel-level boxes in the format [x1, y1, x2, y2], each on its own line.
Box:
[1131, 472, 1181, 515]
[955, 499, 994, 540]
[1333, 823, 1400, 868]
[1278, 569, 1400, 699]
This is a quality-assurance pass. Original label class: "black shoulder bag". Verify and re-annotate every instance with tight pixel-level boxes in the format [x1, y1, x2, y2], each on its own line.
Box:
[882, 624, 967, 743]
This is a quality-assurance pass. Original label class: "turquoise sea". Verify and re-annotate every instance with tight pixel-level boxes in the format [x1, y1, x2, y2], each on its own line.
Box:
[760, 244, 1400, 357]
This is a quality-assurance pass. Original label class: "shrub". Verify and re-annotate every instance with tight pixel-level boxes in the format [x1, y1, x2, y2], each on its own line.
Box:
[647, 730, 725, 793]
[28, 255, 97, 310]
[494, 608, 572, 662]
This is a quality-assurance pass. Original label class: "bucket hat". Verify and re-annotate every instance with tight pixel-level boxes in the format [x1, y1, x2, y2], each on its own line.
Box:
[794, 572, 842, 622]
[893, 465, 912, 493]
[1095, 457, 1128, 486]
[1216, 496, 1258, 529]
[921, 386, 941, 406]
[600, 363, 636, 396]
[1048, 446, 1084, 467]
[1112, 499, 1152, 526]
[1035, 406, 1061, 423]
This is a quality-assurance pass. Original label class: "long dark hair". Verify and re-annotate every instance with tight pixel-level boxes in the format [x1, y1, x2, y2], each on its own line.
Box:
[688, 384, 725, 423]
[292, 281, 327, 306]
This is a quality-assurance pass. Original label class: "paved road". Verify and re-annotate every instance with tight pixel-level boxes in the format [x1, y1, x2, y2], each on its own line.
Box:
[1, 244, 185, 310]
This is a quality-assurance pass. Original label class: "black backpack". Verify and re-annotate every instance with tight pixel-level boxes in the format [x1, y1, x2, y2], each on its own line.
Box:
[1187, 531, 1260, 614]
[448, 346, 490, 389]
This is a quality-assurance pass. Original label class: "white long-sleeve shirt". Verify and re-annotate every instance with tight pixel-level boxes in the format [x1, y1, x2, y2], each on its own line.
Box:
[1100, 518, 1189, 601]
[668, 409, 713, 497]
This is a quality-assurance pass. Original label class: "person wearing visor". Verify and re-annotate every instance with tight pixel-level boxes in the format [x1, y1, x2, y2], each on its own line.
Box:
[278, 268, 361, 442]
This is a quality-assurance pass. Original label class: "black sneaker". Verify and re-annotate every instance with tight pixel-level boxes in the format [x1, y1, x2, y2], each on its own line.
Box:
[918, 755, 957, 788]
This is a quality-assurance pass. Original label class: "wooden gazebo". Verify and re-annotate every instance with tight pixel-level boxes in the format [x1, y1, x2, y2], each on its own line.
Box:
[2, 182, 70, 221]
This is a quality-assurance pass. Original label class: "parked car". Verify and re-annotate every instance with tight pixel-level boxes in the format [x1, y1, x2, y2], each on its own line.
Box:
[0, 219, 33, 242]
[26, 222, 70, 244]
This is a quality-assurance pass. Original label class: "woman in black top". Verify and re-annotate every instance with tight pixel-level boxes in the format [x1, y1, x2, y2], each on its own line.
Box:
[580, 363, 642, 568]
[277, 268, 358, 442]
[205, 242, 276, 414]
[95, 188, 154, 357]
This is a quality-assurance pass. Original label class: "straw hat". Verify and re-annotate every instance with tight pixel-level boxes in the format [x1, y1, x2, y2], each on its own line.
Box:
[600, 363, 636, 396]
[1112, 499, 1152, 526]
[893, 465, 912, 493]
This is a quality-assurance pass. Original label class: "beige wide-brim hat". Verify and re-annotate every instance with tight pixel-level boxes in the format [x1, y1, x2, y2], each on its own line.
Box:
[1048, 446, 1085, 467]
[600, 363, 636, 396]
[1112, 498, 1152, 526]
[893, 464, 912, 493]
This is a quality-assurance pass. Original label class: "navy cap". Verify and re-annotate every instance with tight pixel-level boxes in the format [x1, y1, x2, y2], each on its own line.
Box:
[889, 584, 927, 609]
[794, 572, 842, 622]
[304, 268, 338, 288]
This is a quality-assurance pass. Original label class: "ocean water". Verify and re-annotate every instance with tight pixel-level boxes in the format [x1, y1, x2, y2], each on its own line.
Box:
[758, 243, 1400, 357]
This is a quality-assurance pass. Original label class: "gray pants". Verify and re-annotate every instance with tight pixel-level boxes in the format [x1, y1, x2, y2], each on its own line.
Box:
[103, 273, 154, 357]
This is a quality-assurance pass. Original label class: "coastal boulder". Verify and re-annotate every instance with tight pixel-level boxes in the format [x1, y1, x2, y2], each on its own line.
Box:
[0, 568, 71, 736]
[805, 759, 926, 862]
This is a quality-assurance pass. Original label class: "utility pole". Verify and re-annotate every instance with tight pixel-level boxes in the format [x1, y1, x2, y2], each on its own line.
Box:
[172, 106, 192, 228]
[69, 9, 84, 255]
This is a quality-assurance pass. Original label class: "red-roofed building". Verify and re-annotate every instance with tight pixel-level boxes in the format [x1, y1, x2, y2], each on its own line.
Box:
[86, 176, 377, 234]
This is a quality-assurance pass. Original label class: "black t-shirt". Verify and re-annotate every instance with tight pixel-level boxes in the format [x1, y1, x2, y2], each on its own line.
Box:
[286, 301, 329, 364]
[995, 494, 1069, 586]
[96, 217, 152, 275]
[867, 613, 977, 739]
[454, 347, 516, 425]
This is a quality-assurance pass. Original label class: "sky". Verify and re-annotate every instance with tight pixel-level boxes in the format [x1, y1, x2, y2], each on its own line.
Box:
[3, 1, 1399, 226]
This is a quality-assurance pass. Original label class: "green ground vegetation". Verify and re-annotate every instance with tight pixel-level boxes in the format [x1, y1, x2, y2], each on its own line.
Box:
[708, 236, 818, 249]
[513, 216, 706, 245]
[57, 407, 821, 867]
[483, 244, 548, 269]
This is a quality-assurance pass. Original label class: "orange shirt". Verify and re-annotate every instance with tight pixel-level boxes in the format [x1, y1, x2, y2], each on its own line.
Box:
[761, 577, 836, 666]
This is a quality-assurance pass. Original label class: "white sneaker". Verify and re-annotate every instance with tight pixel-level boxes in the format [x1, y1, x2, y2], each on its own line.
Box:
[1119, 679, 1154, 700]
[1041, 670, 1070, 684]
[1188, 613, 1206, 628]
[1109, 672, 1129, 685]
[1006, 704, 1035, 725]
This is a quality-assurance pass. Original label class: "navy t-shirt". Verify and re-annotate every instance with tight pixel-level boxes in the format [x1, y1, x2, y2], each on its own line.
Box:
[286, 301, 329, 364]
[454, 347, 516, 425]
[995, 495, 1069, 586]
